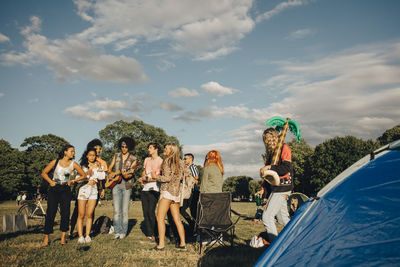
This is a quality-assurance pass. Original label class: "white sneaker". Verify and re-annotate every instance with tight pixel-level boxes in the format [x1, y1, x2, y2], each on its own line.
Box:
[78, 236, 85, 244]
[119, 234, 126, 239]
[85, 236, 91, 243]
[114, 234, 120, 239]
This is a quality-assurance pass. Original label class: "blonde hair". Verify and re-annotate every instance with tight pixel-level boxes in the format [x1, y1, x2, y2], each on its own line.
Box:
[262, 128, 279, 154]
[204, 150, 224, 175]
[162, 143, 182, 175]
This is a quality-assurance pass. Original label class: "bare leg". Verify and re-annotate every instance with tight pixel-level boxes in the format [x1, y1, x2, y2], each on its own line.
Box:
[170, 203, 186, 247]
[85, 199, 97, 237]
[60, 231, 66, 245]
[77, 199, 87, 238]
[42, 234, 49, 247]
[156, 198, 172, 249]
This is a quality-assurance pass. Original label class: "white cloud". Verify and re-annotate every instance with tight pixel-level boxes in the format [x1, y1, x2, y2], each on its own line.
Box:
[65, 97, 143, 122]
[201, 81, 235, 96]
[0, 16, 148, 83]
[158, 101, 183, 112]
[256, 0, 306, 23]
[285, 28, 315, 40]
[157, 59, 176, 72]
[65, 105, 140, 122]
[0, 33, 10, 43]
[74, 0, 255, 60]
[114, 38, 137, 51]
[257, 41, 400, 144]
[169, 87, 199, 98]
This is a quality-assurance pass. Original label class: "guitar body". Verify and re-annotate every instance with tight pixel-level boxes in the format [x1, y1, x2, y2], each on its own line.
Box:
[106, 175, 122, 189]
[105, 165, 138, 189]
[105, 171, 122, 189]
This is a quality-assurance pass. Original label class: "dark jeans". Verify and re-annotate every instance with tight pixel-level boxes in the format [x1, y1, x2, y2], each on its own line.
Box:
[141, 190, 159, 237]
[44, 184, 72, 234]
[189, 189, 199, 221]
[180, 197, 195, 236]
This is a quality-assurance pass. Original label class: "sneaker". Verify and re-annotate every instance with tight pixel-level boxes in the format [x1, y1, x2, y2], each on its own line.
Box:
[114, 234, 120, 239]
[77, 236, 85, 244]
[119, 234, 126, 239]
[84, 236, 91, 243]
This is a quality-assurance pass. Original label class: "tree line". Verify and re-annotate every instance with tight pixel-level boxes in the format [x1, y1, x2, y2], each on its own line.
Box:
[0, 120, 399, 201]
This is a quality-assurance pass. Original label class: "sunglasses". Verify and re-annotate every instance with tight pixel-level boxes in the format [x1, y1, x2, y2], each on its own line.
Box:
[121, 145, 128, 149]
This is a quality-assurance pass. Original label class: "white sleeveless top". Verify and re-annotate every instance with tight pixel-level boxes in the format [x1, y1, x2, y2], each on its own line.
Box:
[80, 166, 106, 182]
[53, 161, 74, 183]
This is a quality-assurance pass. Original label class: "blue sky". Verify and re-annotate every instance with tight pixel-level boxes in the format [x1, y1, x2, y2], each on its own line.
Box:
[1, 0, 399, 178]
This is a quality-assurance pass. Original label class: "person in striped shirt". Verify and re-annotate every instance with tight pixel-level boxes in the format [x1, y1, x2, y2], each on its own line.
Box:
[182, 153, 199, 239]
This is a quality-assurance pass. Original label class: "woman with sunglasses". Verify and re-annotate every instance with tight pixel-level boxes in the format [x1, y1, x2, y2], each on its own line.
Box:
[107, 136, 137, 239]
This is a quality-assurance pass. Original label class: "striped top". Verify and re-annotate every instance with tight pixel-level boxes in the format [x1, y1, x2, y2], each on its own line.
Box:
[188, 163, 199, 178]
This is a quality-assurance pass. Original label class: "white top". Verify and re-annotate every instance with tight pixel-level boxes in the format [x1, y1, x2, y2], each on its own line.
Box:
[53, 161, 74, 183]
[78, 165, 106, 183]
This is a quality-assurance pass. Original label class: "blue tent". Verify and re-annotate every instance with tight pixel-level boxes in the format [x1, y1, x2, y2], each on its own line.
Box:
[255, 140, 400, 267]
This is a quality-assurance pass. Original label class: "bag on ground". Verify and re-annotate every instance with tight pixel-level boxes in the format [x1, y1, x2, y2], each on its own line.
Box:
[93, 215, 112, 234]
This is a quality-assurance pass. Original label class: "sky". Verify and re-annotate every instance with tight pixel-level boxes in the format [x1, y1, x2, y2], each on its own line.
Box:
[1, 0, 399, 179]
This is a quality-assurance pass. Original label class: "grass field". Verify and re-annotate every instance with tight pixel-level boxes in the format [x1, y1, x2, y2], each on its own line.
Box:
[0, 200, 274, 267]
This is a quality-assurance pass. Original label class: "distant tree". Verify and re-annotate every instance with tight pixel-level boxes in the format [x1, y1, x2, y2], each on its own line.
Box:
[249, 179, 262, 198]
[377, 125, 400, 145]
[21, 134, 70, 196]
[222, 176, 253, 200]
[99, 120, 180, 199]
[307, 136, 379, 196]
[0, 139, 25, 200]
[288, 138, 314, 195]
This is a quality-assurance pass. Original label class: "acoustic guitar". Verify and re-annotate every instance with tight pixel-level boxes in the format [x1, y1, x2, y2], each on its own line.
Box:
[105, 167, 136, 189]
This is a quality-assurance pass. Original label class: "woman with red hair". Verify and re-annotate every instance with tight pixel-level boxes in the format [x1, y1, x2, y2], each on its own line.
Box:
[200, 150, 224, 193]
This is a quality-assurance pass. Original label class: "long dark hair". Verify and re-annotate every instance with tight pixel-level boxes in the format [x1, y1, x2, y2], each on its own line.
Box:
[80, 148, 97, 168]
[58, 144, 74, 160]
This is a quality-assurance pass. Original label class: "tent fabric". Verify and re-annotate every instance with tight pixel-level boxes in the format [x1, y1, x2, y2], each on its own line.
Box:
[255, 142, 400, 267]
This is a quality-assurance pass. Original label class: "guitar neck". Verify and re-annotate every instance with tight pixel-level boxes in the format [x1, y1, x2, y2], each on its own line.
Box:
[271, 118, 290, 166]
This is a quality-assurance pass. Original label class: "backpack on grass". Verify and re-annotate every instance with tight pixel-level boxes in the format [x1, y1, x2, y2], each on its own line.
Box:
[93, 216, 112, 235]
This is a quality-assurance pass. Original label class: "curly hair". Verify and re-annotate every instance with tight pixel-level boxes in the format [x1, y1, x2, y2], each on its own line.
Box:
[118, 136, 136, 151]
[86, 138, 103, 150]
[262, 127, 279, 154]
[204, 150, 224, 175]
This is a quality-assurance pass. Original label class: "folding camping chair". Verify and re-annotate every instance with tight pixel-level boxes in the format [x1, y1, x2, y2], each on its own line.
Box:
[195, 192, 241, 253]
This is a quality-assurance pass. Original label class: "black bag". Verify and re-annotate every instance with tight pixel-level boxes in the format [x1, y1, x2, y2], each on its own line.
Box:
[93, 216, 112, 235]
[39, 159, 59, 195]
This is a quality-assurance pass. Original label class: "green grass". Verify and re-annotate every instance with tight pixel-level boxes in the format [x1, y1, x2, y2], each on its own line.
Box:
[0, 200, 270, 267]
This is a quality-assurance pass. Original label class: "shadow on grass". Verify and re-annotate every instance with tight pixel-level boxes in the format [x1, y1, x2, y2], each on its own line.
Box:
[198, 244, 266, 267]
[127, 218, 137, 236]
[0, 226, 45, 241]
